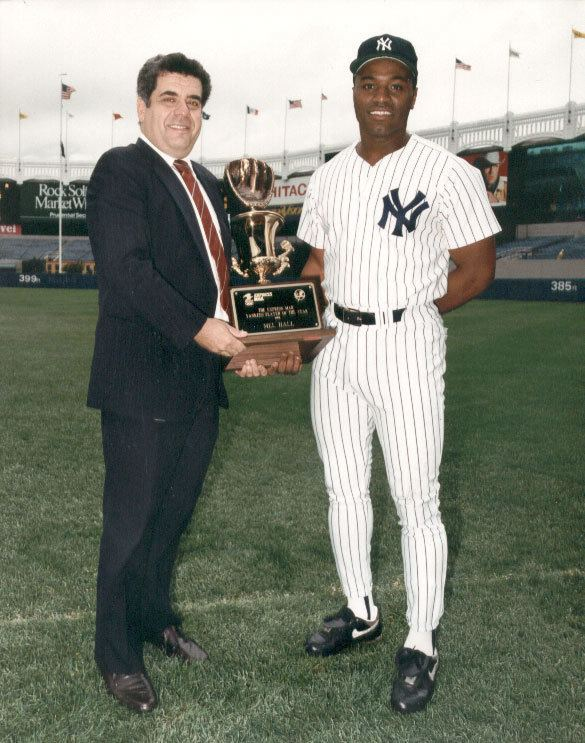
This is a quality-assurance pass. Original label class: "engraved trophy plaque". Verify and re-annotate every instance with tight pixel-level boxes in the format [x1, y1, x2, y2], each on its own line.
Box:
[224, 158, 334, 371]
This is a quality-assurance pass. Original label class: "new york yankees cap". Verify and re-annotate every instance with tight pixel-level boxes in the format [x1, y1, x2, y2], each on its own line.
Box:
[350, 34, 418, 83]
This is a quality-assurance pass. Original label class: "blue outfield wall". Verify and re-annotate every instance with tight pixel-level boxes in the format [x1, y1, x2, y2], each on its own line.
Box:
[478, 278, 585, 302]
[0, 273, 97, 289]
[0, 273, 584, 301]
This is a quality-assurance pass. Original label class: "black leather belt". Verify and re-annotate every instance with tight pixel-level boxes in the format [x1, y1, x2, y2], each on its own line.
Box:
[334, 304, 405, 326]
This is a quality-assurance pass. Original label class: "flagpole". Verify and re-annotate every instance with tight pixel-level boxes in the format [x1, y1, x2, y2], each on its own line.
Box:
[58, 74, 66, 274]
[318, 93, 324, 158]
[283, 98, 289, 161]
[506, 44, 512, 115]
[111, 116, 114, 149]
[569, 30, 574, 105]
[199, 111, 209, 164]
[450, 65, 457, 140]
[244, 106, 248, 156]
[17, 110, 22, 175]
[65, 112, 70, 176]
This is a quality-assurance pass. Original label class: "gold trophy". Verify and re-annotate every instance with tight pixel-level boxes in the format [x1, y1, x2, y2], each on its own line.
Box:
[224, 157, 334, 371]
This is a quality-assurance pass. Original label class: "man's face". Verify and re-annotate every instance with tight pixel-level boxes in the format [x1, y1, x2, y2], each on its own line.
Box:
[483, 163, 500, 187]
[137, 72, 203, 159]
[353, 58, 417, 140]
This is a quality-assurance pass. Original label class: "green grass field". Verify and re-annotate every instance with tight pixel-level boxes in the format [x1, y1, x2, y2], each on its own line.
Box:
[0, 288, 583, 742]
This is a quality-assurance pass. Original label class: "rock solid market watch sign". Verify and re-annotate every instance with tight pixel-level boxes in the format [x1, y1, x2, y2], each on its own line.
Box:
[20, 180, 88, 223]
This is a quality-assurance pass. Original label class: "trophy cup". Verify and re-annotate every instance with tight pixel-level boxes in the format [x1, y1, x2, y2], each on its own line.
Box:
[223, 157, 334, 371]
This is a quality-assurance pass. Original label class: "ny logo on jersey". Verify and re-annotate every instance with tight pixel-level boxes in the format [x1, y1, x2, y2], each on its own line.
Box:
[378, 189, 429, 237]
[376, 36, 392, 51]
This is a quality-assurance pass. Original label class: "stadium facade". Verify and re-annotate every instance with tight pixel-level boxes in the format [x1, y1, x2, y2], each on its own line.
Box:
[1, 103, 584, 300]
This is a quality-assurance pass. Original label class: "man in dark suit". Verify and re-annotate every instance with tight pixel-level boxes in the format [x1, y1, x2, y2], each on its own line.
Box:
[87, 52, 286, 713]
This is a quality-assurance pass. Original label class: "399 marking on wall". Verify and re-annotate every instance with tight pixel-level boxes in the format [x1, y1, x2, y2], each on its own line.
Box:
[18, 274, 41, 285]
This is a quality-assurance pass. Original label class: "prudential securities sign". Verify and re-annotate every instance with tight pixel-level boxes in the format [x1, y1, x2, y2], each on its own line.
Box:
[20, 181, 88, 224]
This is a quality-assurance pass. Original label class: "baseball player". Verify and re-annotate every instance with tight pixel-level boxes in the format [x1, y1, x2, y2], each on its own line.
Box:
[298, 33, 500, 713]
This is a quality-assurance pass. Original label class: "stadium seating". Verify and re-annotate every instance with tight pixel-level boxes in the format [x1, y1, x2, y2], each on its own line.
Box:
[495, 235, 585, 260]
[0, 236, 92, 262]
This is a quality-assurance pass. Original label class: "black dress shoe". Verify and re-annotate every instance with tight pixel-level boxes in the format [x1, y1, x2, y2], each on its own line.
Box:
[102, 672, 157, 713]
[157, 625, 209, 662]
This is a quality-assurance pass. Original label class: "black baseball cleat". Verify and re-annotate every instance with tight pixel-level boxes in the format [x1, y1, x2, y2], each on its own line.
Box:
[305, 606, 382, 656]
[390, 633, 438, 714]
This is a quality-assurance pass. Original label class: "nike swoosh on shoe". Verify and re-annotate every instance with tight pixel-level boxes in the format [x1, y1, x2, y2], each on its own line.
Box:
[351, 619, 378, 639]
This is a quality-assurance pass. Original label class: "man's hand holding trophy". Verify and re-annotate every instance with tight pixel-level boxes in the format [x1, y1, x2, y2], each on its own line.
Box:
[223, 157, 334, 373]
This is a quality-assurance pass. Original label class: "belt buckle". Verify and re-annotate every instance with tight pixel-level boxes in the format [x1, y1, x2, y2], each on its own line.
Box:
[344, 306, 362, 326]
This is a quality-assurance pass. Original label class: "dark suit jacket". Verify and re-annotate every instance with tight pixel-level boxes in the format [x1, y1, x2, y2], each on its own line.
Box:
[86, 138, 230, 419]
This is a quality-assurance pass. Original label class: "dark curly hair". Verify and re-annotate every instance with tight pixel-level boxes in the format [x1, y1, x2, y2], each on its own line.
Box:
[137, 52, 211, 107]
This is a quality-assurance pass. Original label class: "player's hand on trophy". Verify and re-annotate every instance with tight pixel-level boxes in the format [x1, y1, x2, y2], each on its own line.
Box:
[194, 318, 247, 357]
[226, 157, 273, 208]
[271, 351, 302, 375]
[235, 352, 302, 378]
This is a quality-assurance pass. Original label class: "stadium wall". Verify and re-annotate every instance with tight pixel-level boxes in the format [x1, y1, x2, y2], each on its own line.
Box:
[2, 271, 583, 302]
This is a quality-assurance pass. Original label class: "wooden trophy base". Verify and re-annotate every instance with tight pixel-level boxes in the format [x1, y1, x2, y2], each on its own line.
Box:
[225, 279, 334, 371]
[225, 327, 335, 371]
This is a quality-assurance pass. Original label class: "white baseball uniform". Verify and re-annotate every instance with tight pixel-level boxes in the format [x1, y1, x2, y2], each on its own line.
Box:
[298, 133, 500, 631]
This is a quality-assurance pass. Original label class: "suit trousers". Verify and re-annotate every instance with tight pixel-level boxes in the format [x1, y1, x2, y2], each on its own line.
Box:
[95, 402, 219, 674]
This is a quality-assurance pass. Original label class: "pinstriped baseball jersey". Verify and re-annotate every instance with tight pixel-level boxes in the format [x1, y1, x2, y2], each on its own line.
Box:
[298, 134, 501, 310]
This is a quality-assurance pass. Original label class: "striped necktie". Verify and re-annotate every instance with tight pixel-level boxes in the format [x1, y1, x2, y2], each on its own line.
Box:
[174, 159, 230, 316]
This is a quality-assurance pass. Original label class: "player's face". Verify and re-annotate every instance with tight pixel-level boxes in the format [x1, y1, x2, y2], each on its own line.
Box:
[137, 72, 203, 159]
[353, 59, 417, 142]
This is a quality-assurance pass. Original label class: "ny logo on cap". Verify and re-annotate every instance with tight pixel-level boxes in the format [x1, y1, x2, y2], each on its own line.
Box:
[376, 36, 392, 52]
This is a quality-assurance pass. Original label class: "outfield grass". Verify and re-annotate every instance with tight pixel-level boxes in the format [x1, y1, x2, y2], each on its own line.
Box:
[0, 288, 583, 742]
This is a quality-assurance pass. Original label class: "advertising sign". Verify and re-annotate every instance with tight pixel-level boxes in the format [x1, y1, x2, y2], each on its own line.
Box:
[459, 150, 509, 207]
[271, 176, 309, 206]
[0, 179, 20, 225]
[271, 175, 310, 235]
[20, 180, 88, 224]
[0, 224, 21, 235]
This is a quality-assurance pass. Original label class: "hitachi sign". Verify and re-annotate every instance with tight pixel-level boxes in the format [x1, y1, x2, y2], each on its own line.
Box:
[271, 176, 309, 206]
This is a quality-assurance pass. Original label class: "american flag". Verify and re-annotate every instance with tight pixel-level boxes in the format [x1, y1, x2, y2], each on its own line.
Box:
[455, 59, 471, 71]
[289, 99, 302, 109]
[246, 105, 259, 115]
[61, 83, 76, 100]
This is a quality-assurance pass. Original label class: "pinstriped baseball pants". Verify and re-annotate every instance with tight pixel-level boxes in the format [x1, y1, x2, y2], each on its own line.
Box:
[310, 305, 448, 631]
